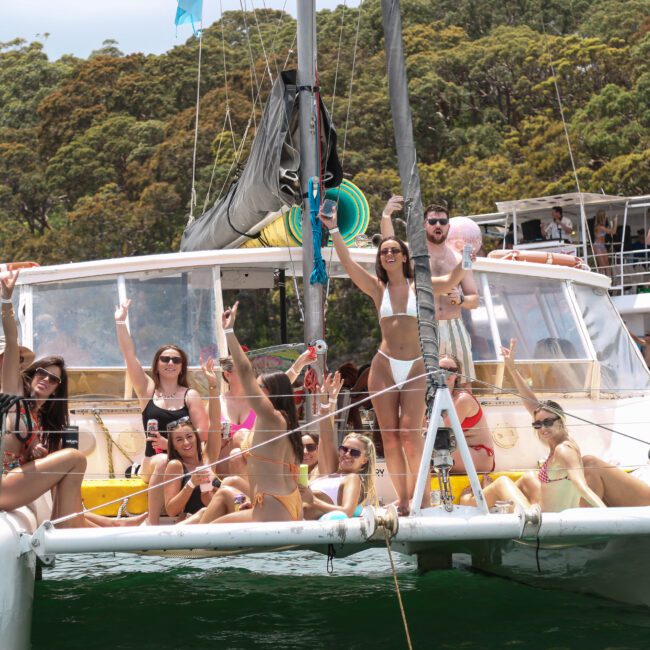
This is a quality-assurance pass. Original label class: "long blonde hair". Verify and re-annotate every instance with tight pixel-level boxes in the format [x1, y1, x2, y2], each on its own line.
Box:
[343, 433, 377, 506]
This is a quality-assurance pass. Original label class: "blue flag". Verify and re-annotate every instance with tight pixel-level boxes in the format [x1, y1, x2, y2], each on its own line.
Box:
[175, 0, 203, 36]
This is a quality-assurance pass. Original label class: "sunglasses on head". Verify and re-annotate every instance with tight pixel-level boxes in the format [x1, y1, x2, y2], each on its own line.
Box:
[339, 444, 363, 458]
[380, 246, 403, 257]
[427, 217, 449, 226]
[159, 355, 183, 365]
[303, 443, 318, 453]
[532, 416, 560, 429]
[35, 367, 61, 385]
[167, 416, 191, 431]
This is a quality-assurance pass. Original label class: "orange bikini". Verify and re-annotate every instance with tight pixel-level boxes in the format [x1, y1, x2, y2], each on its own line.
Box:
[242, 431, 303, 521]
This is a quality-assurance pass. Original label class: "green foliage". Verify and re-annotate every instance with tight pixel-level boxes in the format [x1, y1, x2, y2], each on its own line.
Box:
[0, 0, 649, 358]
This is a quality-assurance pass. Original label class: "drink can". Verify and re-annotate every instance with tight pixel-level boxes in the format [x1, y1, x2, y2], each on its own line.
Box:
[221, 421, 231, 440]
[298, 463, 309, 487]
[462, 243, 473, 270]
[199, 466, 214, 492]
[147, 419, 162, 454]
[430, 490, 442, 507]
[234, 493, 247, 511]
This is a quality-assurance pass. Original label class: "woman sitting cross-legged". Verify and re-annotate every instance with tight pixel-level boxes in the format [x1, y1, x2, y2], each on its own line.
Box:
[199, 301, 304, 523]
[301, 433, 377, 520]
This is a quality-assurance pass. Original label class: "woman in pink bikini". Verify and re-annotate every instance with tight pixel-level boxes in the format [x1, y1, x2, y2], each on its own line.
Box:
[439, 354, 495, 473]
[463, 339, 605, 512]
[320, 207, 470, 515]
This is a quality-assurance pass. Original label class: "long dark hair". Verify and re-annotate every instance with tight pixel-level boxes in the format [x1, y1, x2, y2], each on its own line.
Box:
[375, 237, 414, 284]
[167, 422, 203, 465]
[21, 356, 69, 454]
[151, 345, 189, 388]
[258, 371, 303, 464]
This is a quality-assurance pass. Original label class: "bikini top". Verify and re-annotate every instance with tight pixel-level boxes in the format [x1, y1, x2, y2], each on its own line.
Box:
[460, 393, 483, 432]
[241, 429, 299, 481]
[538, 457, 569, 484]
[379, 282, 417, 320]
[221, 406, 257, 435]
[310, 474, 345, 504]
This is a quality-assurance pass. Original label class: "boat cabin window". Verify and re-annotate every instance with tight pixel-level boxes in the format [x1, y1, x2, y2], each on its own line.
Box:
[468, 272, 591, 392]
[574, 284, 650, 392]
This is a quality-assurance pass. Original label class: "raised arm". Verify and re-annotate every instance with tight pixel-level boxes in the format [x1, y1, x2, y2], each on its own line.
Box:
[319, 208, 381, 300]
[430, 257, 471, 295]
[501, 338, 539, 417]
[200, 356, 222, 465]
[317, 372, 342, 476]
[222, 302, 282, 440]
[1, 270, 22, 395]
[379, 195, 403, 238]
[556, 444, 606, 508]
[114, 299, 153, 399]
[286, 348, 316, 385]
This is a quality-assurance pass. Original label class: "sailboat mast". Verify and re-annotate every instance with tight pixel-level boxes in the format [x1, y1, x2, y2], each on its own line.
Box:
[381, 0, 439, 405]
[297, 1, 324, 364]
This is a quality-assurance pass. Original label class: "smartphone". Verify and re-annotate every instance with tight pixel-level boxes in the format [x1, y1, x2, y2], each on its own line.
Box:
[321, 199, 337, 219]
[462, 244, 473, 270]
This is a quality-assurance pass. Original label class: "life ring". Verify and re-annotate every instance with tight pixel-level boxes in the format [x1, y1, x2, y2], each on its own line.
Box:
[0, 261, 39, 272]
[487, 249, 589, 270]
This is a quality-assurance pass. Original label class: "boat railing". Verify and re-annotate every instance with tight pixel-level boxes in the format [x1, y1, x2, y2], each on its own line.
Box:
[608, 249, 650, 295]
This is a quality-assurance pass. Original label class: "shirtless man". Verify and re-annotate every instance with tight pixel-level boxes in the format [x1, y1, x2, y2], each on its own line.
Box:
[380, 196, 479, 382]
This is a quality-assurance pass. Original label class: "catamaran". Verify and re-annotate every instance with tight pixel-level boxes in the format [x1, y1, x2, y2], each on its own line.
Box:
[3, 2, 650, 648]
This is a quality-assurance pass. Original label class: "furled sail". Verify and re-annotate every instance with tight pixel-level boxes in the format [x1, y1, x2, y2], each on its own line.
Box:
[181, 70, 343, 251]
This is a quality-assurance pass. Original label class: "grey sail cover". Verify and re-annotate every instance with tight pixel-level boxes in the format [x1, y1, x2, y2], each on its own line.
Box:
[181, 70, 343, 251]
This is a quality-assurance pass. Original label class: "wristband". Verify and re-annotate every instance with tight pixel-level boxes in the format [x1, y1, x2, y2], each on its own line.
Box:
[328, 227, 339, 234]
[0, 297, 13, 304]
[186, 479, 195, 490]
[319, 404, 331, 411]
[224, 328, 234, 334]
[115, 319, 127, 324]
[381, 213, 391, 219]
[329, 398, 337, 404]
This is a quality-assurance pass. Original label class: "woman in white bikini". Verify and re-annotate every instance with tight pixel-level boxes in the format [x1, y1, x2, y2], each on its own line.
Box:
[320, 206, 470, 515]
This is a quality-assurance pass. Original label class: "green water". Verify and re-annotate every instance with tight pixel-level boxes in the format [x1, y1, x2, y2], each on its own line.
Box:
[33, 550, 650, 649]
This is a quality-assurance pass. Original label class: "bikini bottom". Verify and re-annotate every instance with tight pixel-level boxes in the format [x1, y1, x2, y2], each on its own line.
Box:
[377, 350, 421, 390]
[253, 486, 302, 521]
[469, 444, 496, 472]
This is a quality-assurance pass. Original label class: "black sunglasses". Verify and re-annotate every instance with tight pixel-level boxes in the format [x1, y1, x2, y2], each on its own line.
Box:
[380, 246, 403, 257]
[427, 217, 449, 226]
[167, 416, 191, 431]
[532, 416, 560, 429]
[35, 367, 62, 385]
[303, 443, 318, 453]
[442, 366, 459, 374]
[339, 444, 363, 458]
[159, 355, 183, 365]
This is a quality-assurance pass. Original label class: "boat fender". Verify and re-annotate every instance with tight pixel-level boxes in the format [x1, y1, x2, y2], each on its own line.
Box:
[319, 505, 363, 521]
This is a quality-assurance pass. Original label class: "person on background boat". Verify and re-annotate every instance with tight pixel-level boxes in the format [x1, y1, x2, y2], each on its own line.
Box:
[593, 209, 617, 277]
[301, 432, 377, 519]
[439, 354, 495, 474]
[462, 339, 605, 512]
[321, 205, 472, 516]
[114, 299, 208, 525]
[380, 197, 479, 386]
[1, 271, 145, 527]
[543, 206, 573, 242]
[199, 301, 303, 523]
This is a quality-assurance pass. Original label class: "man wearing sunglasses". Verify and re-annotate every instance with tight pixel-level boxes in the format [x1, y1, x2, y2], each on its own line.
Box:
[381, 195, 479, 383]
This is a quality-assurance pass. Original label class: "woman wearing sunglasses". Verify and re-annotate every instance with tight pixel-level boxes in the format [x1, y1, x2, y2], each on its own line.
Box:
[1, 272, 148, 527]
[319, 206, 470, 516]
[114, 299, 208, 525]
[301, 433, 377, 519]
[439, 354, 495, 474]
[463, 339, 605, 512]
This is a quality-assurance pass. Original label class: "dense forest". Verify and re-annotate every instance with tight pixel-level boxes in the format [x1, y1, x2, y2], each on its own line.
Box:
[1, 0, 649, 360]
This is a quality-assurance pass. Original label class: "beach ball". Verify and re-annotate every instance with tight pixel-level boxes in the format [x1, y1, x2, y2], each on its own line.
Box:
[447, 216, 482, 253]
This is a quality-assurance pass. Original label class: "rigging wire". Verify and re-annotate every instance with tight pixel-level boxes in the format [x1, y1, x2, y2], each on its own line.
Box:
[186, 22, 204, 227]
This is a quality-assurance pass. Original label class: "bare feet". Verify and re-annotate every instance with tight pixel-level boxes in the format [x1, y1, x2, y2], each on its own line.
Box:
[393, 499, 410, 517]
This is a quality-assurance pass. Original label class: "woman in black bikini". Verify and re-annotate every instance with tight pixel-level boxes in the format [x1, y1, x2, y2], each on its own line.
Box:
[115, 299, 208, 525]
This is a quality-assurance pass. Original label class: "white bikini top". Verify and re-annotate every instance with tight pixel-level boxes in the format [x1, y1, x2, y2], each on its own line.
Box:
[379, 282, 417, 320]
[310, 474, 345, 504]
